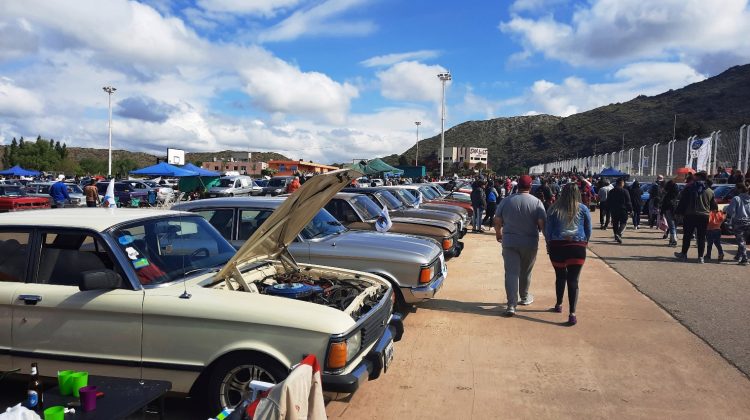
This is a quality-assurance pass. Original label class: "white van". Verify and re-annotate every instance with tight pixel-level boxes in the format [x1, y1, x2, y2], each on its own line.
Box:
[208, 175, 256, 197]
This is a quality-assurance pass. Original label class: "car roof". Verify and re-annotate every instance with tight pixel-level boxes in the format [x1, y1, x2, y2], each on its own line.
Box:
[173, 197, 284, 210]
[334, 192, 361, 199]
[0, 208, 193, 232]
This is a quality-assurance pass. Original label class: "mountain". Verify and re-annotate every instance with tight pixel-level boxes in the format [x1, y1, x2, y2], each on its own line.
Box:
[386, 63, 750, 173]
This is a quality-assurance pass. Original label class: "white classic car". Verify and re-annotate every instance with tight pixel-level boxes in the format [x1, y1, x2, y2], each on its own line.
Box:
[0, 168, 402, 412]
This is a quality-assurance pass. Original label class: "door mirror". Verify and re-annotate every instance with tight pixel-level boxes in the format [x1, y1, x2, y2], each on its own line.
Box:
[79, 269, 124, 291]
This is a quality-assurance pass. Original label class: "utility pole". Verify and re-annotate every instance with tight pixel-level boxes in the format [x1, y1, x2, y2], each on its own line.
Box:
[414, 121, 421, 166]
[103, 85, 117, 177]
[673, 114, 677, 140]
[437, 72, 452, 178]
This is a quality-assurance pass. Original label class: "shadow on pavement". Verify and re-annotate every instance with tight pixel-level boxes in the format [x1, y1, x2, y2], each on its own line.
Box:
[419, 299, 501, 316]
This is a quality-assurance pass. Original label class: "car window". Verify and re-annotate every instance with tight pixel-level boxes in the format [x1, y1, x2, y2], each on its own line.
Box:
[268, 178, 287, 187]
[325, 200, 359, 223]
[195, 209, 235, 240]
[300, 210, 346, 239]
[112, 216, 235, 286]
[350, 196, 382, 221]
[218, 179, 234, 187]
[376, 191, 403, 210]
[0, 231, 31, 283]
[36, 231, 123, 287]
[238, 209, 273, 240]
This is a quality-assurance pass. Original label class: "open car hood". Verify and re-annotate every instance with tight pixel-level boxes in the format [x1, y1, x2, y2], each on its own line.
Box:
[215, 168, 362, 280]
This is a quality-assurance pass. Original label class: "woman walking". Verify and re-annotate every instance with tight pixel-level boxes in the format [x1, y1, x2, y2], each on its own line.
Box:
[629, 181, 643, 229]
[470, 180, 486, 233]
[660, 180, 680, 247]
[544, 183, 592, 326]
[726, 182, 750, 265]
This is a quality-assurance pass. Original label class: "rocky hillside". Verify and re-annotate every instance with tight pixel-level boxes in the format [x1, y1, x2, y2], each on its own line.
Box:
[387, 63, 750, 173]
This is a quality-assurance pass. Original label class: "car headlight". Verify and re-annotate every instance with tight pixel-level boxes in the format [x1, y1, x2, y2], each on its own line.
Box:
[327, 331, 362, 370]
[419, 264, 436, 283]
[346, 331, 362, 361]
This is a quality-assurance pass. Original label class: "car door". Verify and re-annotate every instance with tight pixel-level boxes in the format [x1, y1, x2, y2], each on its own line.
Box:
[0, 229, 32, 372]
[11, 229, 143, 377]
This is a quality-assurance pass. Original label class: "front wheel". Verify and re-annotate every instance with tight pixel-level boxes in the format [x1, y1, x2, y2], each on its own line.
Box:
[205, 353, 288, 413]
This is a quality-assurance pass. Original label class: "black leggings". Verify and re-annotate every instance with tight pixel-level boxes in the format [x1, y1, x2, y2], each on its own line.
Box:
[548, 242, 586, 313]
[681, 214, 709, 257]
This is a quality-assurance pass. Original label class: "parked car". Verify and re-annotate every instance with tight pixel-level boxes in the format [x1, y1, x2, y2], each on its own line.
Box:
[0, 168, 402, 413]
[207, 175, 256, 197]
[343, 187, 466, 237]
[174, 197, 447, 310]
[0, 185, 51, 212]
[425, 183, 472, 203]
[25, 182, 86, 207]
[384, 185, 474, 217]
[325, 192, 463, 259]
[95, 182, 148, 207]
[254, 179, 268, 188]
[383, 186, 470, 222]
[712, 184, 737, 205]
[262, 176, 294, 196]
[140, 180, 176, 202]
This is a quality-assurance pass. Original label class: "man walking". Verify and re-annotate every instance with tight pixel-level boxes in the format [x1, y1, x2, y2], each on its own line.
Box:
[470, 180, 486, 233]
[674, 171, 716, 263]
[597, 179, 613, 230]
[494, 175, 547, 316]
[49, 174, 70, 208]
[606, 178, 632, 244]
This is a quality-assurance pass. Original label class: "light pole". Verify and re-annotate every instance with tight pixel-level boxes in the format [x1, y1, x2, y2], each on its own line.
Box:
[414, 121, 421, 166]
[437, 72, 452, 178]
[103, 85, 117, 177]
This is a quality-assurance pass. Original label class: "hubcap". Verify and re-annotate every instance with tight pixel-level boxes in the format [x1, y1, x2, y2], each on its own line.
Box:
[219, 364, 278, 408]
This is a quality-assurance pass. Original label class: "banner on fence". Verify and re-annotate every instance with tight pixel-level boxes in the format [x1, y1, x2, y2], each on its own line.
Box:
[690, 136, 712, 171]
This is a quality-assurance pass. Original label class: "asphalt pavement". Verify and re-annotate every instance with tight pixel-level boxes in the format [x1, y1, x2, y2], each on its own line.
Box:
[587, 221, 750, 378]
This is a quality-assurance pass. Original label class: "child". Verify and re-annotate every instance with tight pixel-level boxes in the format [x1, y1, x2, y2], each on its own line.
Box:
[705, 203, 725, 262]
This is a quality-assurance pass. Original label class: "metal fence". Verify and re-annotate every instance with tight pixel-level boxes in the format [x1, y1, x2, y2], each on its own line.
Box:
[529, 124, 750, 178]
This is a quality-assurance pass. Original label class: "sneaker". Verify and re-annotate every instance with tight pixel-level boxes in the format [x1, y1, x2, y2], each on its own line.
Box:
[704, 256, 711, 262]
[718, 254, 724, 262]
[698, 257, 704, 264]
[552, 305, 562, 313]
[734, 254, 741, 261]
[615, 236, 623, 244]
[568, 315, 577, 326]
[674, 252, 687, 260]
[662, 233, 668, 239]
[635, 226, 639, 230]
[519, 294, 534, 306]
[504, 306, 516, 316]
[740, 259, 749, 266]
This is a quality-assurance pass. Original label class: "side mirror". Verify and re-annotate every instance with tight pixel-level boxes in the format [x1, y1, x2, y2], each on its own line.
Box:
[79, 269, 123, 291]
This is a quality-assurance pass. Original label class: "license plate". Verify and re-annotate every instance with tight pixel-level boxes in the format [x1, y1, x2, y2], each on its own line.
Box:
[209, 194, 217, 198]
[383, 339, 394, 373]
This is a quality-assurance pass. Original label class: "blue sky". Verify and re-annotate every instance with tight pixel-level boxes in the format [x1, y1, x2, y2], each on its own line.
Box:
[1, 0, 749, 163]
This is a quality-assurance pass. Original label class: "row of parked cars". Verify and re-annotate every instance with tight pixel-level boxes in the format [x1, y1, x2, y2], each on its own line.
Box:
[0, 169, 472, 413]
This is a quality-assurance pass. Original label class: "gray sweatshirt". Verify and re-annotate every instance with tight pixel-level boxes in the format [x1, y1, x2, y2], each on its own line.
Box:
[726, 193, 750, 226]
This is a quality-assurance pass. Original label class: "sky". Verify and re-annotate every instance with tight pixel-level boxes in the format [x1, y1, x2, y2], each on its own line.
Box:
[1, 0, 749, 164]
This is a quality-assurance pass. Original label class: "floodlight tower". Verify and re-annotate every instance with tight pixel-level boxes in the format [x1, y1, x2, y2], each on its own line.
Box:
[415, 121, 421, 166]
[103, 85, 117, 177]
[437, 71, 452, 177]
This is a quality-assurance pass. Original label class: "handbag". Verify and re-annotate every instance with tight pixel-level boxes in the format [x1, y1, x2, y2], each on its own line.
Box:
[658, 215, 668, 232]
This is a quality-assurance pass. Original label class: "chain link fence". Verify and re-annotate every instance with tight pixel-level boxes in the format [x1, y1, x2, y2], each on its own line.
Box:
[529, 125, 750, 179]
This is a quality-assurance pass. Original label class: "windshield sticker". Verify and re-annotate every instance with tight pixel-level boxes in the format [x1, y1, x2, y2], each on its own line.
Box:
[118, 235, 134, 245]
[125, 247, 139, 260]
[133, 258, 150, 269]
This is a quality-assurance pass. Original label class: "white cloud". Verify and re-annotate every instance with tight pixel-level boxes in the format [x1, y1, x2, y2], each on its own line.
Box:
[523, 62, 706, 116]
[258, 0, 376, 42]
[501, 0, 750, 72]
[0, 78, 43, 117]
[197, 0, 302, 17]
[377, 61, 449, 102]
[361, 50, 441, 67]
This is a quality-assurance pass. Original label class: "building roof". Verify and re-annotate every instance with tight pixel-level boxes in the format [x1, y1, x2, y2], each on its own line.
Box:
[268, 160, 338, 170]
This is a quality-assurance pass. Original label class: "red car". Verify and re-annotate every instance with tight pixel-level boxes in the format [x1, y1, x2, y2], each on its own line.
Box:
[0, 185, 51, 212]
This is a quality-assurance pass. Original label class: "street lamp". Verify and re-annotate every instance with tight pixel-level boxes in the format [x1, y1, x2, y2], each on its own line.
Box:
[437, 71, 452, 178]
[103, 85, 117, 177]
[414, 121, 421, 166]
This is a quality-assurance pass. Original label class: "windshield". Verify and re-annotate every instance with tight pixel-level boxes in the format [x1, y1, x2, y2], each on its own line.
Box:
[66, 184, 83, 194]
[300, 209, 347, 239]
[350, 195, 383, 221]
[111, 216, 236, 286]
[1, 186, 25, 196]
[218, 178, 235, 187]
[432, 184, 448, 194]
[376, 191, 403, 210]
[419, 186, 439, 199]
[392, 188, 418, 205]
[268, 178, 288, 187]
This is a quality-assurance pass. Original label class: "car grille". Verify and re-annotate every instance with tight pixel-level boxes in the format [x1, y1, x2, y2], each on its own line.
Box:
[359, 296, 392, 348]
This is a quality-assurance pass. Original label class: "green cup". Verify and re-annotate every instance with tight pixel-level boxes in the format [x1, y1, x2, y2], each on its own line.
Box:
[71, 371, 89, 397]
[57, 370, 75, 396]
[43, 406, 65, 420]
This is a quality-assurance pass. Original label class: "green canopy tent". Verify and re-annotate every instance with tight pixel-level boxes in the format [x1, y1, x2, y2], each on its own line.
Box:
[351, 159, 404, 176]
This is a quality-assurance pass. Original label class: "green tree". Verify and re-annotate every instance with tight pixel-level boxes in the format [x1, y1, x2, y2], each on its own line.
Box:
[113, 158, 137, 179]
[14, 137, 61, 171]
[79, 158, 107, 176]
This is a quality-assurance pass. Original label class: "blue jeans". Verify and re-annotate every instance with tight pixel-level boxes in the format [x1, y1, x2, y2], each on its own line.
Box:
[705, 229, 723, 258]
[735, 224, 750, 259]
[664, 210, 677, 242]
[472, 206, 484, 230]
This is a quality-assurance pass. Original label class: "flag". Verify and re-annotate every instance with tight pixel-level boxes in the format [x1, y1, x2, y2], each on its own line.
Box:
[375, 205, 392, 232]
[690, 137, 712, 171]
[103, 179, 117, 208]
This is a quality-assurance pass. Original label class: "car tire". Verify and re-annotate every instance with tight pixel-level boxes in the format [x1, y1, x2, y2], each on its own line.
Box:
[204, 353, 288, 414]
[229, 193, 234, 197]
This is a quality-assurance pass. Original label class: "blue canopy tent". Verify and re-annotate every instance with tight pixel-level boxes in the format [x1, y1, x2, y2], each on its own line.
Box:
[129, 162, 199, 177]
[598, 167, 628, 177]
[181, 163, 219, 176]
[0, 165, 40, 177]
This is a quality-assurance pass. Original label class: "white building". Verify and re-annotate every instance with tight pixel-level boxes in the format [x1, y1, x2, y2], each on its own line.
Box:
[443, 147, 488, 165]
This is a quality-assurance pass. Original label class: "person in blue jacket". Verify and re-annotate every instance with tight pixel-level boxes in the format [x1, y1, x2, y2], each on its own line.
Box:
[49, 174, 70, 208]
[543, 182, 592, 326]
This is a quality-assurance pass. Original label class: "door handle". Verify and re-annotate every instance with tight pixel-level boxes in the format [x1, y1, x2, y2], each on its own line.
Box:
[18, 295, 42, 305]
